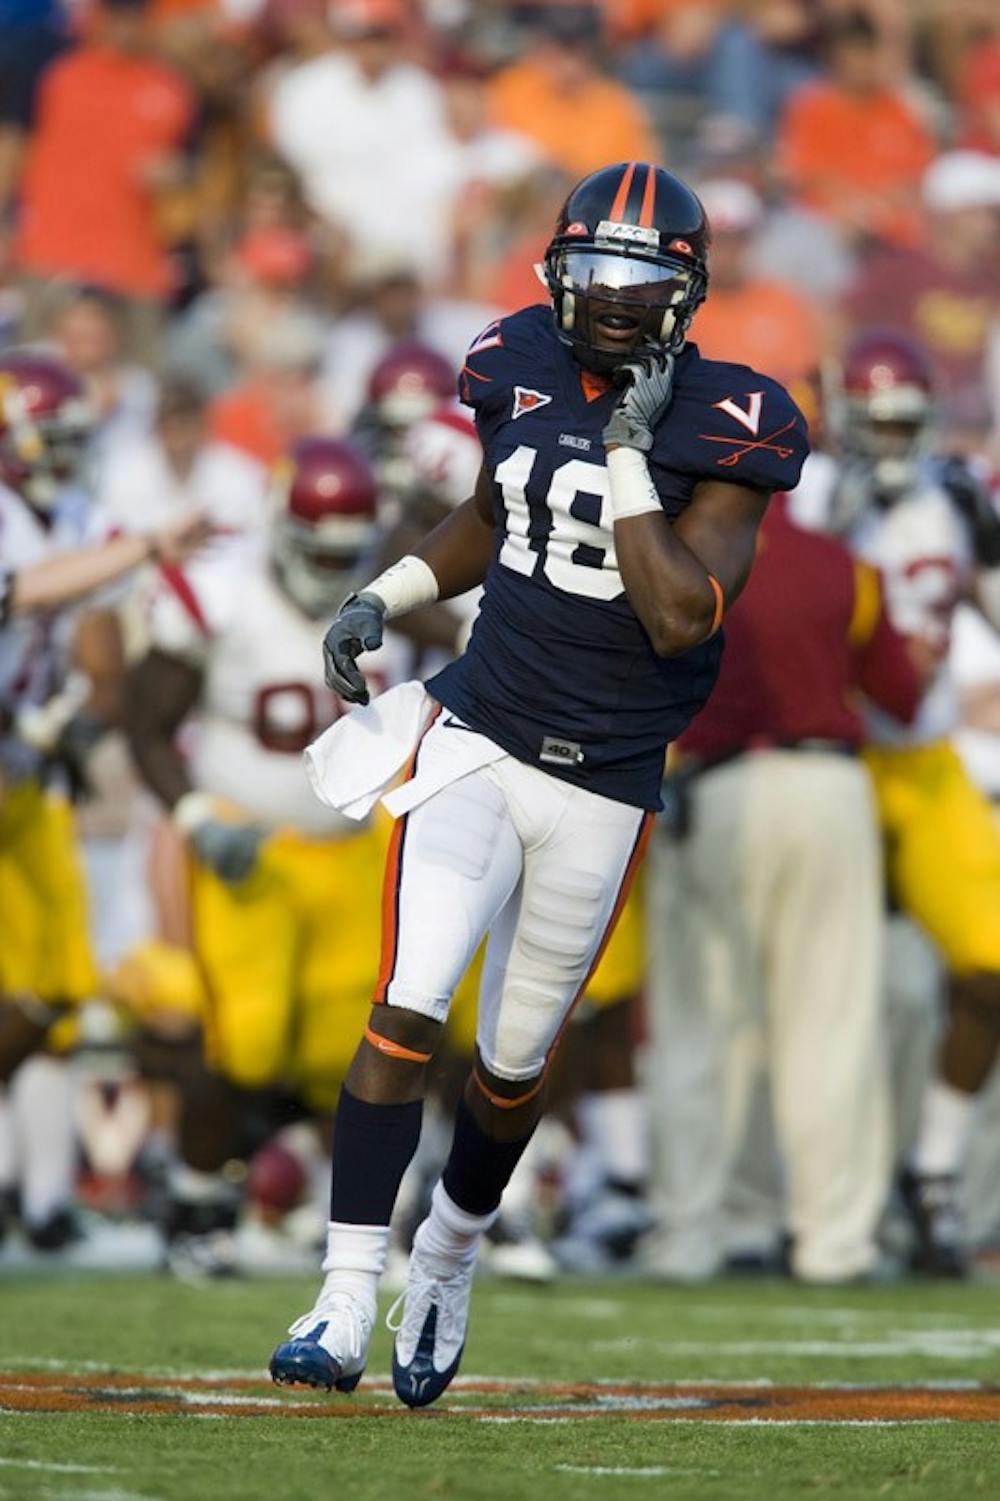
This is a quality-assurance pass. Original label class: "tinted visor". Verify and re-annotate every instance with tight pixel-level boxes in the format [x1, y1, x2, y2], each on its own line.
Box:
[553, 249, 694, 308]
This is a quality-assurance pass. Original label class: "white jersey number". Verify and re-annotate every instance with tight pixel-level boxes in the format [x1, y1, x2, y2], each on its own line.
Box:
[495, 446, 622, 602]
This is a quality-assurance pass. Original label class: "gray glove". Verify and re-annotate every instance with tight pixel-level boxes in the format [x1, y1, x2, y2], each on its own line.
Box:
[322, 591, 385, 706]
[603, 349, 676, 453]
[189, 819, 266, 884]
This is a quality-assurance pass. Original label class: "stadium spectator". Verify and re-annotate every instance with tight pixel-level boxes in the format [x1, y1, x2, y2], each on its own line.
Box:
[267, 0, 457, 281]
[0, 0, 71, 218]
[46, 286, 158, 456]
[488, 4, 656, 179]
[691, 179, 824, 386]
[14, 0, 195, 365]
[207, 308, 326, 464]
[842, 152, 1000, 444]
[645, 495, 922, 1284]
[96, 376, 269, 534]
[777, 9, 935, 249]
[957, 35, 1000, 155]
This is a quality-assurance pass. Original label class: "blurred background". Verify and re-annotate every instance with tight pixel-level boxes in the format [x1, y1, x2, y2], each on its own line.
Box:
[0, 0, 998, 1290]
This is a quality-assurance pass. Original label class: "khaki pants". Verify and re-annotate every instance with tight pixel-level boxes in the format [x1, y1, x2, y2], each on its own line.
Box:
[645, 750, 889, 1282]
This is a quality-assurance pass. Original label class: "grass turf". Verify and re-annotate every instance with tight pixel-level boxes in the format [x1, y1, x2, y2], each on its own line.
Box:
[0, 1274, 998, 1500]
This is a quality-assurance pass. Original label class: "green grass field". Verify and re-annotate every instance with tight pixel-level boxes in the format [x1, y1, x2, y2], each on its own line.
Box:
[1, 1274, 999, 1501]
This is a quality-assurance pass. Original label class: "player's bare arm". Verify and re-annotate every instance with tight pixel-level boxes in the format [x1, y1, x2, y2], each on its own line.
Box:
[613, 479, 769, 656]
[125, 648, 203, 811]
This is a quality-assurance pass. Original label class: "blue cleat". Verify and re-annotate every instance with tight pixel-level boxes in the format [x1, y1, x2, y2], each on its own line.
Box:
[389, 1219, 477, 1409]
[269, 1292, 373, 1393]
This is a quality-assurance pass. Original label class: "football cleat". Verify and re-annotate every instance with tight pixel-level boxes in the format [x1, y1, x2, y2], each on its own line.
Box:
[388, 1220, 477, 1408]
[899, 1167, 969, 1279]
[269, 1288, 373, 1393]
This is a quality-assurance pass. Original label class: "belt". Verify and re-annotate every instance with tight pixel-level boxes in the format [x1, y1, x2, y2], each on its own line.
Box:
[680, 738, 860, 778]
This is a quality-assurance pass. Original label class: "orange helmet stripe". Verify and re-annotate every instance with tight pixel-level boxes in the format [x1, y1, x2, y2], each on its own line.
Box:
[609, 161, 637, 221]
[638, 164, 657, 227]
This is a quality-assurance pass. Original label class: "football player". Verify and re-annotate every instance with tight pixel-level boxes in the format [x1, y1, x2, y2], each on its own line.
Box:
[0, 351, 207, 1084]
[792, 332, 1000, 1276]
[269, 162, 808, 1403]
[125, 437, 405, 1273]
[0, 351, 206, 1250]
[350, 341, 456, 524]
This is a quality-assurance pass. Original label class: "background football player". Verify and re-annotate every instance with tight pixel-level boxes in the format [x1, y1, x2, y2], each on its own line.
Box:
[125, 437, 406, 1274]
[792, 331, 1000, 1276]
[269, 161, 808, 1406]
[0, 350, 206, 1248]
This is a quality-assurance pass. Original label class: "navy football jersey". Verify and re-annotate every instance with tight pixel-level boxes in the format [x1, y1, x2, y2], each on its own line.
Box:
[426, 304, 809, 809]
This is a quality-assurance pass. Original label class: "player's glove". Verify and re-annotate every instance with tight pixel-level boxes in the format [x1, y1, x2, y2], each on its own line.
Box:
[188, 818, 266, 885]
[603, 347, 676, 453]
[322, 591, 385, 706]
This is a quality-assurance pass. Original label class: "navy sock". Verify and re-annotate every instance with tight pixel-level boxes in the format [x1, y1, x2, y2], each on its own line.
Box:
[442, 1095, 535, 1217]
[330, 1087, 422, 1225]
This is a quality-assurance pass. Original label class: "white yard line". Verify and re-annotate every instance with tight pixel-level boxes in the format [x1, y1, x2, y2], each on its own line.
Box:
[555, 1465, 718, 1478]
[0, 1460, 117, 1475]
[592, 1331, 1000, 1359]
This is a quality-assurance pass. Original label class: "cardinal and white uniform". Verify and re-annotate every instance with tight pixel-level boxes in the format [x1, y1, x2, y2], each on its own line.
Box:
[792, 456, 1000, 976]
[311, 307, 808, 1083]
[147, 538, 408, 1109]
[0, 481, 99, 1007]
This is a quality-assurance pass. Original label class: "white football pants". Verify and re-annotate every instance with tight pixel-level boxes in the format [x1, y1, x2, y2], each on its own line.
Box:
[645, 750, 889, 1283]
[376, 717, 650, 1082]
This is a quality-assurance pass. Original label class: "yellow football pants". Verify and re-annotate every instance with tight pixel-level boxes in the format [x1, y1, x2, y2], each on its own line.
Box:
[191, 820, 389, 1110]
[864, 740, 1000, 975]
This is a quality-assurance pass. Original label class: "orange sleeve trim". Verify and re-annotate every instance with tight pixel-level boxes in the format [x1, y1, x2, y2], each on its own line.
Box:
[707, 573, 725, 635]
[473, 1069, 547, 1110]
[363, 1025, 431, 1065]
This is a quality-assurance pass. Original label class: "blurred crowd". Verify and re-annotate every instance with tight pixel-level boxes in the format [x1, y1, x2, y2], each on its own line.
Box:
[0, 0, 998, 1285]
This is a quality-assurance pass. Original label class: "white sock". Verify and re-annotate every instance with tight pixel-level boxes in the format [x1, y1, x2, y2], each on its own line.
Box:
[320, 1221, 390, 1313]
[417, 1180, 498, 1270]
[577, 1087, 649, 1188]
[912, 1080, 975, 1177]
[11, 1057, 77, 1227]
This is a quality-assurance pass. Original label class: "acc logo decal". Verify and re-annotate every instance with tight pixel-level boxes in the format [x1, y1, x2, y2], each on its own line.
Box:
[713, 391, 764, 435]
[669, 238, 693, 254]
[512, 387, 552, 421]
[565, 221, 589, 236]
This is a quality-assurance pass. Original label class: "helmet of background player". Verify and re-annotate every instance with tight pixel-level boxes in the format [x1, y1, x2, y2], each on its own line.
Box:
[367, 341, 456, 431]
[838, 332, 935, 500]
[542, 161, 710, 375]
[404, 403, 482, 520]
[0, 352, 95, 511]
[270, 438, 379, 617]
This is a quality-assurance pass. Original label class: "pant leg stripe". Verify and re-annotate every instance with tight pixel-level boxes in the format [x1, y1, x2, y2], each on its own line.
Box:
[374, 706, 441, 1005]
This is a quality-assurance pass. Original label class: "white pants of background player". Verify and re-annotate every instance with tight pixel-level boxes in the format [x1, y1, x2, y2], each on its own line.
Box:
[644, 749, 889, 1283]
[377, 715, 650, 1081]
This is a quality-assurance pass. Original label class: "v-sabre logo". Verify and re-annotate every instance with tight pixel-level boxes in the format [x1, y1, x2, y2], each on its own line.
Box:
[713, 391, 764, 435]
[512, 386, 552, 421]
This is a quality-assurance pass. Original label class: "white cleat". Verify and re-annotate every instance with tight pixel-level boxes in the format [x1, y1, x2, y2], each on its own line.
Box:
[269, 1284, 374, 1393]
[389, 1220, 477, 1408]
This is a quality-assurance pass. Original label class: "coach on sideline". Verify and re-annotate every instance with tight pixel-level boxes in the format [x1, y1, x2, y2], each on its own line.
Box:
[644, 491, 924, 1284]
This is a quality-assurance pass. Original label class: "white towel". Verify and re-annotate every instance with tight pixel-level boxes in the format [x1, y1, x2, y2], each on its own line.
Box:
[304, 681, 434, 821]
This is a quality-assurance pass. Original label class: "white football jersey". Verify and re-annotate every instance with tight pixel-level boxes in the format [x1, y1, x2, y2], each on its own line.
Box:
[147, 537, 408, 836]
[0, 481, 99, 777]
[790, 454, 975, 746]
[95, 434, 270, 535]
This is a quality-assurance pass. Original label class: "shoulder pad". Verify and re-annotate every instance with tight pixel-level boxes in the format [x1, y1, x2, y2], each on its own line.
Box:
[458, 305, 551, 410]
[657, 354, 810, 495]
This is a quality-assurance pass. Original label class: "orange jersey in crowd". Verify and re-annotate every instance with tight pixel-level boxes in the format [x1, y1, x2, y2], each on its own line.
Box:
[778, 81, 934, 247]
[15, 45, 193, 299]
[488, 61, 656, 180]
[691, 279, 824, 387]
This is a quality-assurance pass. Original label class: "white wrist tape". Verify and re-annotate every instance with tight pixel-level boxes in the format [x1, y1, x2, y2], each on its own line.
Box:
[173, 790, 216, 833]
[364, 555, 440, 620]
[605, 446, 664, 522]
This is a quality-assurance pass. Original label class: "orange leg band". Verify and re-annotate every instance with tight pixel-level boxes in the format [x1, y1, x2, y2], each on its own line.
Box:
[473, 1068, 546, 1111]
[363, 1024, 432, 1065]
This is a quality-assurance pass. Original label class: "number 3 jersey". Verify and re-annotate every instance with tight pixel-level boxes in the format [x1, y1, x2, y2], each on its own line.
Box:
[427, 304, 810, 809]
[147, 536, 408, 836]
